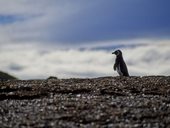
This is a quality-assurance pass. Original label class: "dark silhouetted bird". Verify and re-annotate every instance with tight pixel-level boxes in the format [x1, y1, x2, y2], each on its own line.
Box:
[112, 50, 129, 76]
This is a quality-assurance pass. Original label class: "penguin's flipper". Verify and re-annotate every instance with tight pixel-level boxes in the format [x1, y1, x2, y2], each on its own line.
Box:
[113, 64, 117, 71]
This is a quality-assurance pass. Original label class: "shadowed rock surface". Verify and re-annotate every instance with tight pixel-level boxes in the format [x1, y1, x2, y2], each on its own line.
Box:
[0, 76, 170, 128]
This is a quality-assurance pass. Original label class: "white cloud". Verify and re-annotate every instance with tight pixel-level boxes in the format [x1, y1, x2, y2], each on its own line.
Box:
[0, 40, 170, 79]
[0, 0, 85, 45]
[124, 41, 170, 76]
[0, 46, 113, 79]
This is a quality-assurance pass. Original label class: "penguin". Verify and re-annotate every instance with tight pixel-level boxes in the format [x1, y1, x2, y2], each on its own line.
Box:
[112, 50, 129, 76]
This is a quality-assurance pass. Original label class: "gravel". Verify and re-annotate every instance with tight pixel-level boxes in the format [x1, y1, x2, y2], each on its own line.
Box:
[0, 76, 170, 128]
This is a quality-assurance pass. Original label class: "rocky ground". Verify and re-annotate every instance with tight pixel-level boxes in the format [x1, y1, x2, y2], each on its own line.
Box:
[0, 76, 170, 128]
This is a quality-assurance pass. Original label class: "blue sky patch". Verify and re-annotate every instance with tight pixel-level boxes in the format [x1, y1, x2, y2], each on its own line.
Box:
[0, 15, 24, 24]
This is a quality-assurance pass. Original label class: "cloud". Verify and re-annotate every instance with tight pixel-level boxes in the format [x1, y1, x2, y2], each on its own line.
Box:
[0, 47, 112, 79]
[0, 1, 82, 44]
[0, 40, 169, 79]
[0, 0, 170, 46]
[0, 1, 170, 79]
[124, 42, 170, 76]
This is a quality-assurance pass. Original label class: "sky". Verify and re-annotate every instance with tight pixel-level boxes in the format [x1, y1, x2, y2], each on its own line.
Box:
[0, 0, 170, 79]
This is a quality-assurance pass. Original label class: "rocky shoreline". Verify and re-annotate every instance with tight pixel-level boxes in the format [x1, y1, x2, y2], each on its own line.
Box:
[0, 76, 170, 128]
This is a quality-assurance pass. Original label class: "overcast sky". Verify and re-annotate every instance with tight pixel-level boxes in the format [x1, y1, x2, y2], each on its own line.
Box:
[0, 0, 170, 79]
[0, 0, 170, 46]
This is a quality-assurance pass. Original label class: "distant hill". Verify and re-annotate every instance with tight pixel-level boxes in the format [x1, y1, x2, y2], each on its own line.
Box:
[0, 71, 17, 80]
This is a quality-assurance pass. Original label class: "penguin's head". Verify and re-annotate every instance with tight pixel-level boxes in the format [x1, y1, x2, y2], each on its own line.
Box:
[112, 50, 122, 56]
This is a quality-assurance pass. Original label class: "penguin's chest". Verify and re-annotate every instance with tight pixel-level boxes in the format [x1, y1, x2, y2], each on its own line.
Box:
[116, 64, 123, 76]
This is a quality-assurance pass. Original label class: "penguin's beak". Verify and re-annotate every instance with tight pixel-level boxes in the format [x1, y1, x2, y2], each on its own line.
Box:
[112, 51, 115, 54]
